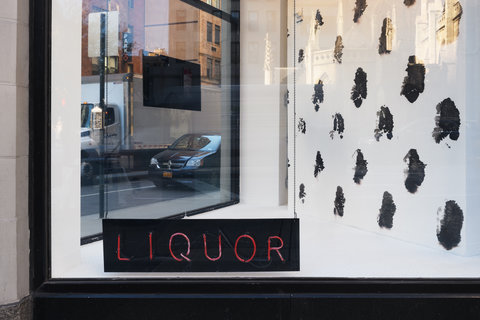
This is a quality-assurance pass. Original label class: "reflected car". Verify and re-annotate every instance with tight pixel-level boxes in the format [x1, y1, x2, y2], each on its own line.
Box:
[148, 133, 221, 188]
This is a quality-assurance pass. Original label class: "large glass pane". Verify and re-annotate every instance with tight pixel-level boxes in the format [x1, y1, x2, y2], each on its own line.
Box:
[80, 0, 237, 239]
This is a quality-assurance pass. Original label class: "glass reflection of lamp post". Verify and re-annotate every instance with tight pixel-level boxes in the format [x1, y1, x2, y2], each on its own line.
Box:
[98, 13, 106, 219]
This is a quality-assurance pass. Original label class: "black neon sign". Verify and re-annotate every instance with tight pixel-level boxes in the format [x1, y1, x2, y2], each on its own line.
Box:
[103, 219, 299, 272]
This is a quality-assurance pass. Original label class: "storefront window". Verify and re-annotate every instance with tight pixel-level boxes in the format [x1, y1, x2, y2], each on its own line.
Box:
[51, 0, 238, 254]
[49, 0, 480, 279]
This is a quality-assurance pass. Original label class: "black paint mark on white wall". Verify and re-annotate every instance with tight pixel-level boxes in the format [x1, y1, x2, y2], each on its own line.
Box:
[284, 90, 290, 106]
[334, 36, 344, 63]
[334, 186, 345, 217]
[314, 10, 324, 33]
[404, 0, 416, 7]
[299, 183, 306, 203]
[433, 98, 460, 144]
[401, 56, 425, 103]
[351, 68, 367, 108]
[437, 200, 463, 250]
[378, 18, 393, 55]
[329, 113, 345, 139]
[314, 151, 325, 178]
[378, 191, 396, 229]
[374, 106, 394, 141]
[298, 118, 306, 134]
[353, 149, 368, 184]
[404, 149, 426, 193]
[353, 0, 367, 23]
[312, 80, 324, 112]
[298, 49, 304, 63]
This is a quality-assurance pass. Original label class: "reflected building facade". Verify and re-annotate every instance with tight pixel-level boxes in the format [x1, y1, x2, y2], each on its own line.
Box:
[81, 0, 222, 85]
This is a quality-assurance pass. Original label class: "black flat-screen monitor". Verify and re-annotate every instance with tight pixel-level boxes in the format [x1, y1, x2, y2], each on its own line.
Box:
[143, 54, 201, 111]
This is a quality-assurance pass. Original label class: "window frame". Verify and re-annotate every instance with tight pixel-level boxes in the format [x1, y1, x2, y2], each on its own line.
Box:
[207, 21, 213, 42]
[29, 0, 480, 318]
[215, 24, 221, 44]
[206, 57, 213, 78]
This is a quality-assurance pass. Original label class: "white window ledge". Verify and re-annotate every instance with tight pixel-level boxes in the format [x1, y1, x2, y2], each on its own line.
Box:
[57, 203, 480, 278]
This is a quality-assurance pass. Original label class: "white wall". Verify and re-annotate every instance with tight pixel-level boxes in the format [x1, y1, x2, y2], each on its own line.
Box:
[290, 0, 479, 255]
[240, 0, 288, 206]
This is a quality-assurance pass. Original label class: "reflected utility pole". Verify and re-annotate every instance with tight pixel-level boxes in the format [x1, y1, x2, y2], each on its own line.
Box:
[99, 13, 106, 219]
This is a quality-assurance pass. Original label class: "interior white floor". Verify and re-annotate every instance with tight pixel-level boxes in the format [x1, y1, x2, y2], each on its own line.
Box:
[62, 204, 480, 278]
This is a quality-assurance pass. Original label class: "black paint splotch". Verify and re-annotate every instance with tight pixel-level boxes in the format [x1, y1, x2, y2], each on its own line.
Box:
[351, 68, 367, 108]
[329, 113, 345, 139]
[404, 0, 416, 7]
[314, 151, 325, 178]
[312, 80, 324, 112]
[314, 10, 324, 33]
[437, 200, 464, 250]
[404, 149, 426, 193]
[401, 56, 425, 103]
[377, 191, 396, 229]
[374, 106, 394, 141]
[353, 149, 368, 184]
[433, 98, 460, 144]
[299, 183, 306, 203]
[298, 118, 306, 134]
[334, 36, 344, 64]
[378, 18, 393, 55]
[298, 49, 304, 63]
[353, 0, 367, 23]
[334, 186, 345, 217]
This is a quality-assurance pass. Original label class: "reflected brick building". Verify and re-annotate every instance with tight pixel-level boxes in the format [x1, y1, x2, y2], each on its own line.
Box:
[81, 0, 222, 84]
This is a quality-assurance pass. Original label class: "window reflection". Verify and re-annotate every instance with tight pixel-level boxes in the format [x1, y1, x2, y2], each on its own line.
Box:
[80, 0, 236, 239]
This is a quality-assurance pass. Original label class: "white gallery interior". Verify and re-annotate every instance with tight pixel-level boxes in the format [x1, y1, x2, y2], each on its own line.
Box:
[50, 0, 480, 278]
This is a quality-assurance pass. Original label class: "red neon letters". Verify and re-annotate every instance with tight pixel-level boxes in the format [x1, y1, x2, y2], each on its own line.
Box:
[117, 233, 286, 263]
[267, 236, 285, 262]
[203, 234, 222, 261]
[234, 234, 257, 263]
[117, 234, 130, 261]
[169, 232, 192, 262]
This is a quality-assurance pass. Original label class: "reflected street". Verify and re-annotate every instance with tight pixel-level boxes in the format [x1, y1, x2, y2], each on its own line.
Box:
[81, 173, 210, 217]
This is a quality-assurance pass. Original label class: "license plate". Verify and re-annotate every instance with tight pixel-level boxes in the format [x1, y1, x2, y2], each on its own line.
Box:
[163, 171, 173, 178]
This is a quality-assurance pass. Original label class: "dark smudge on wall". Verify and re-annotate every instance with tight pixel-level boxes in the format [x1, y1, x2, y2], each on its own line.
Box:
[404, 0, 416, 7]
[351, 68, 367, 108]
[404, 149, 426, 193]
[378, 191, 396, 229]
[334, 36, 344, 63]
[312, 80, 324, 112]
[330, 113, 345, 139]
[298, 118, 306, 134]
[298, 49, 304, 63]
[353, 0, 367, 23]
[374, 106, 394, 141]
[353, 149, 368, 184]
[437, 200, 463, 250]
[401, 56, 425, 103]
[334, 186, 345, 217]
[433, 98, 460, 144]
[314, 151, 325, 178]
[314, 10, 324, 33]
[299, 183, 306, 203]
